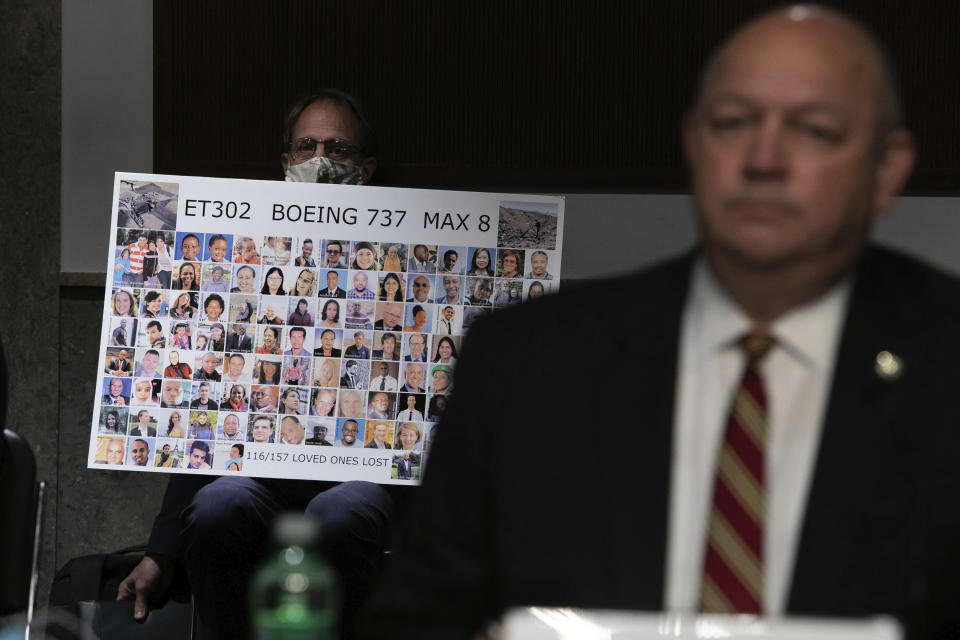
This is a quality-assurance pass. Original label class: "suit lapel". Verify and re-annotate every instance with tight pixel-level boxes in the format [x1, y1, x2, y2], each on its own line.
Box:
[788, 249, 914, 615]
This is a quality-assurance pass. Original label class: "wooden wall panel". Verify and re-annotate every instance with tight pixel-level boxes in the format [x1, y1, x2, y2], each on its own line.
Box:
[155, 0, 960, 193]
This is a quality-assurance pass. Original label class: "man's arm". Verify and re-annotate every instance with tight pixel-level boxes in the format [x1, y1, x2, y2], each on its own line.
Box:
[117, 474, 213, 621]
[360, 316, 502, 639]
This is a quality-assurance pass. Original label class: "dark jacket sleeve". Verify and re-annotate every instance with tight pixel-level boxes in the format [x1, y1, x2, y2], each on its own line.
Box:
[359, 314, 502, 639]
[146, 474, 215, 558]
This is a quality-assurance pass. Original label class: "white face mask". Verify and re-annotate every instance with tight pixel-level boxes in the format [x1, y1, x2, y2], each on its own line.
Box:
[285, 156, 364, 185]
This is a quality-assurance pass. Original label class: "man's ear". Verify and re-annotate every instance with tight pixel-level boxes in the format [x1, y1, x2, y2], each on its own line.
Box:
[361, 156, 378, 184]
[872, 129, 915, 215]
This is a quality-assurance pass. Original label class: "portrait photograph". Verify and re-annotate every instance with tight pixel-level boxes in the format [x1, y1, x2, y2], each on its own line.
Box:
[497, 200, 559, 249]
[217, 412, 248, 442]
[253, 325, 284, 356]
[193, 351, 224, 380]
[250, 385, 280, 414]
[368, 360, 400, 391]
[247, 414, 276, 443]
[252, 355, 283, 385]
[377, 272, 406, 303]
[200, 292, 228, 325]
[343, 300, 375, 331]
[289, 267, 319, 298]
[190, 379, 223, 407]
[201, 263, 232, 293]
[127, 408, 159, 437]
[226, 324, 254, 353]
[168, 291, 198, 320]
[277, 415, 307, 445]
[433, 306, 462, 337]
[115, 179, 178, 230]
[436, 245, 467, 275]
[93, 435, 126, 465]
[258, 295, 288, 326]
[363, 419, 395, 448]
[321, 240, 349, 270]
[429, 364, 454, 395]
[138, 289, 167, 318]
[137, 318, 168, 349]
[343, 330, 373, 361]
[461, 305, 493, 332]
[523, 279, 555, 301]
[374, 302, 404, 331]
[334, 417, 365, 448]
[160, 379, 191, 409]
[232, 235, 260, 265]
[405, 273, 434, 304]
[395, 393, 425, 423]
[523, 249, 555, 280]
[337, 389, 366, 419]
[492, 279, 524, 308]
[304, 418, 335, 446]
[220, 383, 250, 412]
[366, 392, 397, 421]
[158, 408, 188, 438]
[317, 268, 347, 298]
[339, 359, 371, 391]
[402, 333, 430, 363]
[317, 298, 343, 329]
[168, 320, 194, 350]
[293, 236, 319, 267]
[434, 274, 464, 305]
[230, 264, 260, 294]
[426, 393, 447, 422]
[228, 293, 259, 324]
[372, 331, 401, 361]
[109, 316, 137, 348]
[311, 358, 341, 389]
[183, 439, 215, 470]
[283, 325, 314, 355]
[104, 347, 134, 377]
[287, 296, 318, 327]
[391, 451, 421, 481]
[217, 442, 245, 471]
[126, 437, 155, 467]
[313, 327, 343, 358]
[400, 361, 427, 394]
[174, 232, 203, 261]
[403, 304, 433, 334]
[309, 387, 338, 418]
[199, 322, 227, 352]
[130, 377, 161, 407]
[110, 288, 139, 317]
[98, 406, 129, 435]
[172, 260, 201, 291]
[203, 233, 233, 263]
[430, 335, 461, 365]
[153, 438, 185, 468]
[465, 247, 497, 277]
[496, 249, 525, 279]
[101, 376, 131, 406]
[378, 242, 407, 272]
[281, 355, 312, 387]
[393, 421, 424, 452]
[134, 346, 164, 378]
[278, 386, 309, 416]
[349, 240, 379, 271]
[406, 243, 437, 274]
[187, 410, 218, 440]
[260, 235, 292, 266]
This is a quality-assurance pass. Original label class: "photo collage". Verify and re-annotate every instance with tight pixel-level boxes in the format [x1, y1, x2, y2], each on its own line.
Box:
[94, 180, 561, 483]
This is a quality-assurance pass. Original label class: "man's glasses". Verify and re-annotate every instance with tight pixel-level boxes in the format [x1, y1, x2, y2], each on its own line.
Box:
[289, 137, 363, 163]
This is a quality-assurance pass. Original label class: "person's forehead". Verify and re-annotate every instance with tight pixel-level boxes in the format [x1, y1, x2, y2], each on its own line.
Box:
[292, 99, 362, 146]
[702, 12, 882, 120]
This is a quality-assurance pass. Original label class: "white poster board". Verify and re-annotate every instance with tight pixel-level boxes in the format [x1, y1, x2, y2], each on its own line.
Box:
[88, 173, 564, 484]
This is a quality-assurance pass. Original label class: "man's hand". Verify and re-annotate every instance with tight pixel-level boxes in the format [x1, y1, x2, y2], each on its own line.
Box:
[116, 554, 173, 622]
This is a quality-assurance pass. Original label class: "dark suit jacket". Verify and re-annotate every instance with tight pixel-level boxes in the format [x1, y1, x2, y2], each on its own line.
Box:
[226, 335, 252, 351]
[362, 247, 960, 640]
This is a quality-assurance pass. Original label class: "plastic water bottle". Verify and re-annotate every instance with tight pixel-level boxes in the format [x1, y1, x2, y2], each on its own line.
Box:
[250, 513, 339, 639]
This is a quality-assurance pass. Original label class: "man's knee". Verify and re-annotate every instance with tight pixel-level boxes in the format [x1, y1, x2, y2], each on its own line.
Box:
[305, 481, 395, 546]
[183, 476, 273, 545]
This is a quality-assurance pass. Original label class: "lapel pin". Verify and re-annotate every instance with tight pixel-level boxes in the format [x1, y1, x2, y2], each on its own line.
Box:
[874, 350, 904, 381]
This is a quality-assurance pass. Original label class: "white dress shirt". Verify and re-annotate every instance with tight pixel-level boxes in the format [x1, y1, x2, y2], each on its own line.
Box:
[665, 260, 850, 614]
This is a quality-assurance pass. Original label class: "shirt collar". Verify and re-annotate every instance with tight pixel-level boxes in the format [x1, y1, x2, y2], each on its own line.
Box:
[689, 259, 851, 371]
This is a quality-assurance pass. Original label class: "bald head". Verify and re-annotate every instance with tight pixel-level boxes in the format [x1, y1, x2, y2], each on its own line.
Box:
[696, 5, 900, 141]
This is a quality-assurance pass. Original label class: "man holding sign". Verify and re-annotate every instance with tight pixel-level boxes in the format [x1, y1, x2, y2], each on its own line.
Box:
[118, 90, 396, 640]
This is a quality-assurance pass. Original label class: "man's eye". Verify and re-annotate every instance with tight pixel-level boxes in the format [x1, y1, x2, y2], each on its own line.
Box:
[797, 123, 842, 143]
[709, 115, 750, 131]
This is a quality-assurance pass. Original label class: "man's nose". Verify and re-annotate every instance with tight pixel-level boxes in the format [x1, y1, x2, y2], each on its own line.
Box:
[742, 119, 788, 181]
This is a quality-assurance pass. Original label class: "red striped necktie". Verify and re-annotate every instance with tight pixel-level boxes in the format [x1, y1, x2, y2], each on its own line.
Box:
[700, 331, 774, 614]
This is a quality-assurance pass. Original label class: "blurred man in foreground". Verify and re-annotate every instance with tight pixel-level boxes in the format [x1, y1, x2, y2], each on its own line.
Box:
[364, 7, 960, 639]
